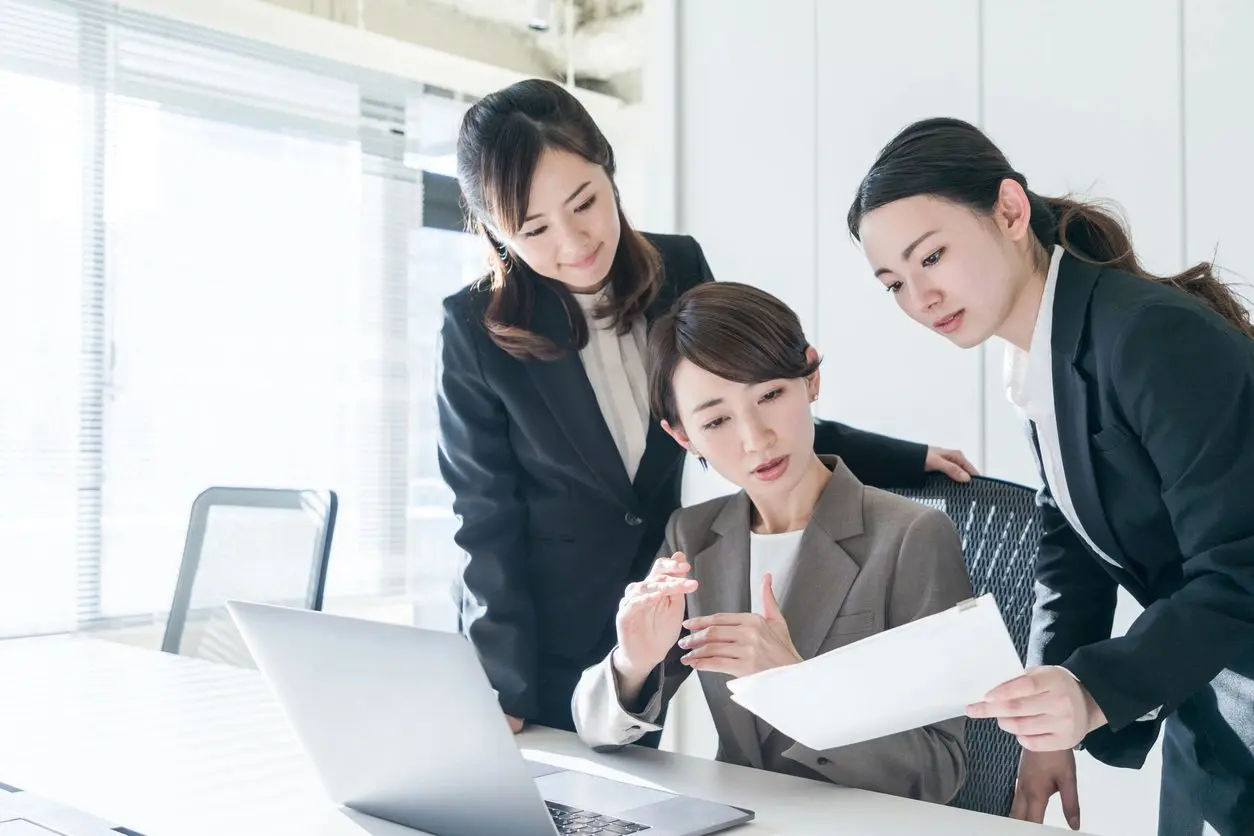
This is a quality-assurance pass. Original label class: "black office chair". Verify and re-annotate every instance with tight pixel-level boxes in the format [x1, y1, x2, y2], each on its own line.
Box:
[886, 473, 1040, 818]
[161, 486, 338, 667]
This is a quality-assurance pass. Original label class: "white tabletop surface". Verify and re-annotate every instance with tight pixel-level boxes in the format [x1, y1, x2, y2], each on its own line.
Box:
[0, 637, 1074, 836]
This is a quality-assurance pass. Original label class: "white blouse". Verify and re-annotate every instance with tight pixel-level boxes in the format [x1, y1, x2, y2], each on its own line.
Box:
[573, 289, 651, 481]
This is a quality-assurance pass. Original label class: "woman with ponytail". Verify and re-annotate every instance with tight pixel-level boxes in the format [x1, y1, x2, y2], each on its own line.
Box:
[848, 116, 1254, 836]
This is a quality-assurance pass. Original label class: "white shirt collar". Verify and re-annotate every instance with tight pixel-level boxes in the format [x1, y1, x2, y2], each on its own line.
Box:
[1005, 245, 1065, 415]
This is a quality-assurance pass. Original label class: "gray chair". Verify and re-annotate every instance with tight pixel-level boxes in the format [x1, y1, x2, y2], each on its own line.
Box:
[886, 473, 1040, 817]
[161, 487, 337, 667]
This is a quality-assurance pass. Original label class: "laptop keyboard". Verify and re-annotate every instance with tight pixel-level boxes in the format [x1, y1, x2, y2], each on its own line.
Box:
[546, 800, 650, 834]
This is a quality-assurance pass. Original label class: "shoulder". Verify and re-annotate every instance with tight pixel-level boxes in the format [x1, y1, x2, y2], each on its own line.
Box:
[1084, 271, 1253, 393]
[641, 231, 699, 258]
[861, 488, 959, 544]
[641, 231, 713, 301]
[440, 278, 498, 351]
[642, 232, 708, 280]
[442, 276, 493, 321]
[1087, 267, 1244, 354]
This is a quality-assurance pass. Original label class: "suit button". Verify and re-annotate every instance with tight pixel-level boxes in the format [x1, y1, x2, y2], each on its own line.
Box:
[624, 513, 643, 526]
[817, 757, 831, 766]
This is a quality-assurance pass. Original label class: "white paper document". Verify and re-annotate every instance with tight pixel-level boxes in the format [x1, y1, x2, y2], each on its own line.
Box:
[726, 593, 1024, 751]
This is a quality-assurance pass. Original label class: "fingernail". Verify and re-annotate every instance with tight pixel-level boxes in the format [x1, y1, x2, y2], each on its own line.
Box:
[678, 637, 690, 648]
[1068, 818, 1079, 830]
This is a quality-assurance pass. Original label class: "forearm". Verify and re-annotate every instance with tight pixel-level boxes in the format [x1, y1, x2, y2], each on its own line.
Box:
[611, 647, 657, 710]
[782, 717, 966, 804]
[573, 651, 667, 751]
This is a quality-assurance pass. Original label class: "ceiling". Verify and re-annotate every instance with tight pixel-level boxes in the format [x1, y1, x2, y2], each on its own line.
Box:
[426, 0, 644, 97]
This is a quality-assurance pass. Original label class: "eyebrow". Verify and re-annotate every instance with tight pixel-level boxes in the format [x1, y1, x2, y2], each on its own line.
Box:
[874, 229, 940, 277]
[522, 181, 591, 225]
[690, 396, 723, 415]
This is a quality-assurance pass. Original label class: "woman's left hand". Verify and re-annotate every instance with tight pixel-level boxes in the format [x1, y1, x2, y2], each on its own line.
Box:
[926, 447, 980, 482]
[678, 574, 802, 678]
[967, 666, 1107, 751]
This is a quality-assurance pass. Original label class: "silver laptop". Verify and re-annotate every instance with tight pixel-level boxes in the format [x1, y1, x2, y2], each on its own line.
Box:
[226, 600, 753, 836]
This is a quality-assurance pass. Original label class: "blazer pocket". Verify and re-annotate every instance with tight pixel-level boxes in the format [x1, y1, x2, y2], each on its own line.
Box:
[1091, 423, 1135, 453]
[830, 611, 875, 635]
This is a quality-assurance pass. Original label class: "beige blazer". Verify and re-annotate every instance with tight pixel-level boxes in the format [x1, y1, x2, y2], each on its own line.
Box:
[571, 456, 972, 804]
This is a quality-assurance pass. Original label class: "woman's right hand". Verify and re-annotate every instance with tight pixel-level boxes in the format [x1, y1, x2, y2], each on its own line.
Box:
[612, 554, 697, 694]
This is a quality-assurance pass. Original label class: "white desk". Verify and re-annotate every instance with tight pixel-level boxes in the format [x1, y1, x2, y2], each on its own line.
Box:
[0, 637, 1073, 836]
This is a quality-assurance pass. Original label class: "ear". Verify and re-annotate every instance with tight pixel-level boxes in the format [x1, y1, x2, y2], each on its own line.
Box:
[661, 419, 694, 452]
[994, 178, 1033, 243]
[804, 346, 822, 402]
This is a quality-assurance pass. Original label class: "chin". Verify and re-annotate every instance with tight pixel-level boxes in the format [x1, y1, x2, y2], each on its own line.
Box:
[948, 333, 984, 350]
[947, 322, 992, 350]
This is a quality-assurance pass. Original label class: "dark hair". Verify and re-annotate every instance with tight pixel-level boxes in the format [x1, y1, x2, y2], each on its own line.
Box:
[647, 282, 822, 427]
[847, 116, 1254, 339]
[456, 78, 661, 360]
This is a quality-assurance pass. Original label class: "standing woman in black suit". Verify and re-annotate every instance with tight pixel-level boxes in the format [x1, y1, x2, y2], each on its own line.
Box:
[848, 117, 1254, 836]
[436, 80, 975, 739]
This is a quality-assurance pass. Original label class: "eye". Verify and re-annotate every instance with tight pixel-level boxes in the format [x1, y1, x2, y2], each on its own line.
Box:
[701, 416, 728, 431]
[522, 224, 548, 239]
[574, 194, 597, 213]
[759, 387, 784, 403]
[886, 281, 903, 294]
[921, 247, 944, 267]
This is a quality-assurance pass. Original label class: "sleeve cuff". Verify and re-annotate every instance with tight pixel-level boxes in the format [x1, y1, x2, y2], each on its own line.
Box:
[609, 655, 666, 729]
[1059, 663, 1161, 729]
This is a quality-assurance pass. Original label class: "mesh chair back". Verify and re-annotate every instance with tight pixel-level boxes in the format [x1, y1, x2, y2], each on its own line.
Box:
[886, 474, 1040, 817]
[161, 487, 337, 667]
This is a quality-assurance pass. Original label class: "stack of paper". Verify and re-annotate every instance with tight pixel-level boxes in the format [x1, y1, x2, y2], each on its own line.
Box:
[726, 593, 1024, 750]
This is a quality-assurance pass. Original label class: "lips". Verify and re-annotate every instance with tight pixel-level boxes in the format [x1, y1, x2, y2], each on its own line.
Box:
[567, 243, 602, 270]
[933, 310, 965, 334]
[752, 455, 789, 482]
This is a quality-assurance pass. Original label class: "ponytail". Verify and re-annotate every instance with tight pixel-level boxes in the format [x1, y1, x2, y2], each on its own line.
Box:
[1025, 190, 1254, 338]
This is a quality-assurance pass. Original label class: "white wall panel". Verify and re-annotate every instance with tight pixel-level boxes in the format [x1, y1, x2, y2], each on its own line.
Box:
[676, 0, 818, 337]
[815, 0, 983, 467]
[1185, 0, 1254, 310]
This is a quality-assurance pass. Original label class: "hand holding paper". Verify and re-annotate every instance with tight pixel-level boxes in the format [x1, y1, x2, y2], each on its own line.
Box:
[967, 665, 1107, 751]
[725, 594, 1024, 751]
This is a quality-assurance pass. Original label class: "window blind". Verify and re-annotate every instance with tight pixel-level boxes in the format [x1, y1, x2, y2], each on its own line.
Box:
[0, 0, 480, 637]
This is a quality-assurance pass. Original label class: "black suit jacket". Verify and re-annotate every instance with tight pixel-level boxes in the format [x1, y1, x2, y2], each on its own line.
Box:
[435, 232, 928, 726]
[1025, 251, 1254, 772]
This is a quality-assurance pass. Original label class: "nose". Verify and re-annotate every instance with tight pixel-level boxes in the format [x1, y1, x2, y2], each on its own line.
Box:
[554, 218, 591, 261]
[911, 275, 944, 312]
[740, 412, 774, 455]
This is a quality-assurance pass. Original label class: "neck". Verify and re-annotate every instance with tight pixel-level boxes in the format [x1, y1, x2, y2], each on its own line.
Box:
[566, 272, 612, 296]
[747, 454, 831, 534]
[998, 257, 1049, 352]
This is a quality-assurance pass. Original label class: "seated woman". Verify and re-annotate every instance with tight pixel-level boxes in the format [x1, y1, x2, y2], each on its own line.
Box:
[571, 282, 972, 804]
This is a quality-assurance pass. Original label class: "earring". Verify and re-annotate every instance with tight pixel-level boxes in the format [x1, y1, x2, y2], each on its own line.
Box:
[496, 242, 513, 274]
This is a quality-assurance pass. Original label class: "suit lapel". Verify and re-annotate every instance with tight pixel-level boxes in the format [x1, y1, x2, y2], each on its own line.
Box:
[1049, 254, 1132, 570]
[631, 420, 683, 500]
[523, 277, 636, 510]
[777, 459, 865, 661]
[630, 255, 685, 501]
[688, 493, 763, 769]
[753, 458, 864, 749]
